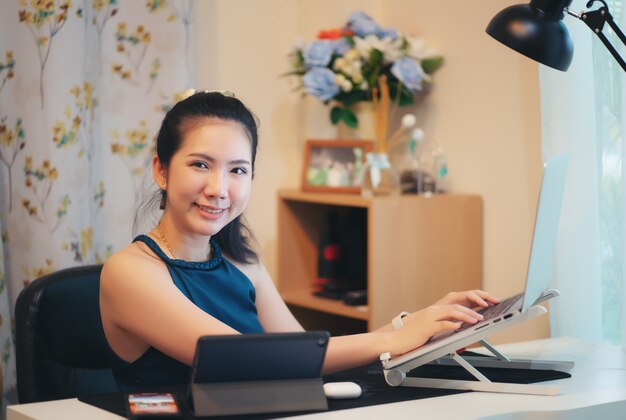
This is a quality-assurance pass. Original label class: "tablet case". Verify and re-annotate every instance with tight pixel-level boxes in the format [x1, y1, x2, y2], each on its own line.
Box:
[188, 331, 330, 416]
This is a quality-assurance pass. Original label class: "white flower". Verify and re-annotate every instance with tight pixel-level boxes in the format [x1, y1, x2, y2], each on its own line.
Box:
[333, 56, 362, 80]
[410, 128, 424, 142]
[335, 74, 353, 92]
[353, 34, 403, 63]
[338, 61, 353, 75]
[350, 60, 362, 73]
[344, 49, 360, 61]
[405, 36, 439, 60]
[401, 114, 416, 129]
[332, 58, 345, 71]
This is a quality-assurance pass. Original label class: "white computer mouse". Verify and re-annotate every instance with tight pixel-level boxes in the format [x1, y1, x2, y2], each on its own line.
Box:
[323, 381, 362, 399]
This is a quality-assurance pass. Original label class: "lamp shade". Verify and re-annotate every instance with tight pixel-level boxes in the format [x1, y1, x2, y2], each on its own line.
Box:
[486, 2, 574, 71]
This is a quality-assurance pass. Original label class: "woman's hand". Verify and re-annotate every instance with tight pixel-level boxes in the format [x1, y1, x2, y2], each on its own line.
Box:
[435, 289, 500, 311]
[387, 289, 500, 357]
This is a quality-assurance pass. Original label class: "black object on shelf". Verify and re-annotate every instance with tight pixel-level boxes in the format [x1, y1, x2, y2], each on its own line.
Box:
[339, 208, 367, 292]
[342, 289, 367, 306]
[314, 208, 368, 301]
[315, 211, 343, 293]
[313, 289, 343, 300]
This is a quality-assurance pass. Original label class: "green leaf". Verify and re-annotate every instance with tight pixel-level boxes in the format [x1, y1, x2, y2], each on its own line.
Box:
[422, 56, 444, 74]
[362, 49, 384, 87]
[335, 90, 368, 107]
[330, 106, 342, 125]
[341, 108, 357, 128]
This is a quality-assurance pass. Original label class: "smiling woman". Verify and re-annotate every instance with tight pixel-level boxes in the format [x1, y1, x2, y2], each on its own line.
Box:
[152, 120, 253, 260]
[99, 91, 499, 393]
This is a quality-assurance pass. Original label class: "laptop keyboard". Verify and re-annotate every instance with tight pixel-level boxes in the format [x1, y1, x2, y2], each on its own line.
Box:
[425, 293, 525, 345]
[457, 292, 524, 332]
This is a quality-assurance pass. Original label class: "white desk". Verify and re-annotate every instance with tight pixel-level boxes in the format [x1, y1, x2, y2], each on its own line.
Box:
[8, 337, 626, 420]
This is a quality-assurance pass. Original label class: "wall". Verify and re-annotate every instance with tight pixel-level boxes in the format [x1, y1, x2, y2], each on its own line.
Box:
[195, 0, 547, 342]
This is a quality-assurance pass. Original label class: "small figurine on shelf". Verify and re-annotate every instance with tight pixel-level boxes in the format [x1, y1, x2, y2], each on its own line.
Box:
[387, 116, 433, 194]
[386, 114, 452, 195]
[432, 145, 449, 193]
[401, 134, 436, 194]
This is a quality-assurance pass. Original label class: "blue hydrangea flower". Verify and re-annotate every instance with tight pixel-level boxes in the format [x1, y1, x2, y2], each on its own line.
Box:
[346, 11, 380, 37]
[378, 27, 399, 40]
[304, 40, 334, 68]
[347, 11, 373, 24]
[391, 58, 426, 92]
[303, 68, 340, 101]
[333, 37, 352, 56]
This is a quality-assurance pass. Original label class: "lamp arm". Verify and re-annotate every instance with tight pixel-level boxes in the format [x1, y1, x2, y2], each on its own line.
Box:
[570, 0, 626, 71]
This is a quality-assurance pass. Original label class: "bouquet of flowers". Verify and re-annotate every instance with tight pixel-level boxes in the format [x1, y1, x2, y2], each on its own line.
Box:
[287, 11, 443, 129]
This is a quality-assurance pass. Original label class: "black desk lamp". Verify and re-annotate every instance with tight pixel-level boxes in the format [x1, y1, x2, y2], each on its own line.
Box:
[486, 0, 626, 71]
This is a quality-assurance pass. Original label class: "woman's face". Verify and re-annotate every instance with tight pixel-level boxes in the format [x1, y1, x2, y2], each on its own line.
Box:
[155, 119, 253, 239]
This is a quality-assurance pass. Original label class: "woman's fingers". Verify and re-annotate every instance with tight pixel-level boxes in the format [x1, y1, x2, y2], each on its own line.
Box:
[445, 304, 484, 324]
[464, 290, 499, 308]
[474, 289, 500, 304]
[420, 304, 483, 325]
[391, 290, 503, 356]
[438, 289, 501, 308]
[393, 303, 490, 356]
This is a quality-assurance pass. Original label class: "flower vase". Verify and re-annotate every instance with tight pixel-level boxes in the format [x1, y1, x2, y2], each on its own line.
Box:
[337, 103, 377, 141]
[360, 152, 400, 197]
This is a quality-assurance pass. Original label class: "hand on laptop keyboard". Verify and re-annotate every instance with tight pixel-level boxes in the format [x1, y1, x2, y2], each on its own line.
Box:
[457, 293, 524, 332]
[434, 290, 501, 311]
[387, 289, 501, 356]
[426, 293, 524, 345]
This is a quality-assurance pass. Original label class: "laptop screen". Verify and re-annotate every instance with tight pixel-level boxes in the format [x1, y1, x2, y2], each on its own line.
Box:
[521, 155, 568, 311]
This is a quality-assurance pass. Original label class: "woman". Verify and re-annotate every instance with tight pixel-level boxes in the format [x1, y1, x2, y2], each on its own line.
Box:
[100, 91, 498, 391]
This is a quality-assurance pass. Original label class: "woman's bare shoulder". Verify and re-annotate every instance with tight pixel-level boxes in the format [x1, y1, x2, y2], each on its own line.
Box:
[101, 240, 167, 287]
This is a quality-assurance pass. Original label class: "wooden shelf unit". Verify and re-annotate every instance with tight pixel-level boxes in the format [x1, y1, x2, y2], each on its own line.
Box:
[277, 189, 483, 333]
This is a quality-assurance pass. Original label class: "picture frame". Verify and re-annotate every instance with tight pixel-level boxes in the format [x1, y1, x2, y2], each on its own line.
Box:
[301, 139, 373, 194]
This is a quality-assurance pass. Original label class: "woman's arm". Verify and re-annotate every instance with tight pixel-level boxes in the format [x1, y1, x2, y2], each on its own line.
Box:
[240, 258, 500, 374]
[322, 304, 482, 374]
[370, 289, 500, 333]
[233, 259, 305, 333]
[100, 249, 240, 366]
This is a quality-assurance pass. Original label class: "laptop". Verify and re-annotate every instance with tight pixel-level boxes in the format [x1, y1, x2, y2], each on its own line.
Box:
[383, 154, 569, 371]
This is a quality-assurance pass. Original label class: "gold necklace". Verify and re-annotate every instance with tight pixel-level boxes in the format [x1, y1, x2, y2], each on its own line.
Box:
[157, 222, 176, 259]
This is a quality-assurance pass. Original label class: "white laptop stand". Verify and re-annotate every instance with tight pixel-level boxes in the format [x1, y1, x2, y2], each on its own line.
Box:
[381, 304, 574, 396]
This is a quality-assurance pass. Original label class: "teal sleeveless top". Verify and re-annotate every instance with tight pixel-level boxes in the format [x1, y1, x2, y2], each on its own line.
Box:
[107, 235, 264, 392]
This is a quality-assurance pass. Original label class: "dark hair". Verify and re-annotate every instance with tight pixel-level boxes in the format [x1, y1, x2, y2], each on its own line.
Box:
[141, 91, 260, 264]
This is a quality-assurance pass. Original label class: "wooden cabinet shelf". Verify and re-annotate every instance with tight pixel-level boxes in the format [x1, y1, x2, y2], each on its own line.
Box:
[280, 289, 370, 320]
[277, 189, 483, 333]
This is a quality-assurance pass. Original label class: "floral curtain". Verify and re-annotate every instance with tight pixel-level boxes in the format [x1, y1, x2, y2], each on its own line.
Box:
[0, 0, 194, 404]
[540, 0, 624, 346]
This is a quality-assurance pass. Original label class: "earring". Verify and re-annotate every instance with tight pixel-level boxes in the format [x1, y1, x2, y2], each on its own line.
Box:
[159, 189, 166, 210]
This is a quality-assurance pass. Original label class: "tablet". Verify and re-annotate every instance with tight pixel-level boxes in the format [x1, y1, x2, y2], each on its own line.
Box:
[190, 331, 330, 384]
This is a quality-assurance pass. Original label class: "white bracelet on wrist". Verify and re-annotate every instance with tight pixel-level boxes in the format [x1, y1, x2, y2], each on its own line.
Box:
[392, 311, 410, 330]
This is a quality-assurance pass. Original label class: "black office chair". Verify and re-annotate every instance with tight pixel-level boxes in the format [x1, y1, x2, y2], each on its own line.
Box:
[15, 264, 121, 403]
